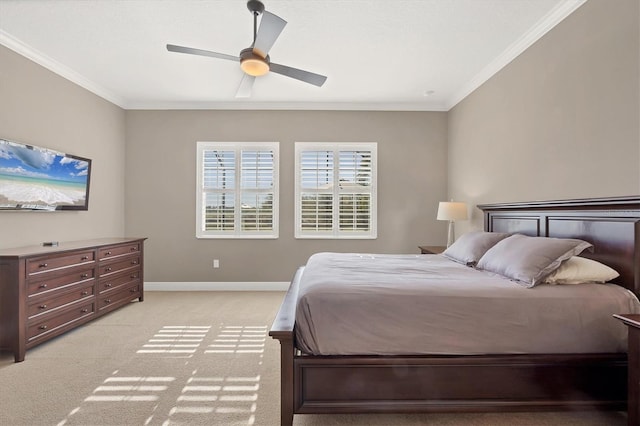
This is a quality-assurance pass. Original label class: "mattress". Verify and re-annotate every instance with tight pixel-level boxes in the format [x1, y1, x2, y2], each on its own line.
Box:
[294, 252, 640, 355]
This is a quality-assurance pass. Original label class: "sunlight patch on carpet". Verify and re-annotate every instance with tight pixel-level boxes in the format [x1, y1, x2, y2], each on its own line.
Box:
[137, 325, 211, 357]
[56, 323, 268, 426]
[206, 325, 267, 355]
[166, 370, 260, 425]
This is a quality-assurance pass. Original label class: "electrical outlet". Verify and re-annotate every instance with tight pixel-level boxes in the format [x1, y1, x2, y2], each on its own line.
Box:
[213, 259, 220, 268]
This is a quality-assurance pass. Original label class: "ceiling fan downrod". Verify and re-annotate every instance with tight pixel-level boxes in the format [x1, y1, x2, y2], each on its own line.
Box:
[247, 0, 265, 44]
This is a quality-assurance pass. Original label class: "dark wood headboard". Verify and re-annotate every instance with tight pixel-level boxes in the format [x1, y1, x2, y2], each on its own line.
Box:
[478, 196, 640, 296]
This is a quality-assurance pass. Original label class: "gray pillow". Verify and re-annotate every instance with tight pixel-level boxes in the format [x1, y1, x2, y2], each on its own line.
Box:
[476, 234, 593, 288]
[442, 231, 511, 266]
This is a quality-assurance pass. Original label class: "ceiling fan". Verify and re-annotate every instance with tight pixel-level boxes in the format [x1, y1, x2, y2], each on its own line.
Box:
[166, 0, 327, 98]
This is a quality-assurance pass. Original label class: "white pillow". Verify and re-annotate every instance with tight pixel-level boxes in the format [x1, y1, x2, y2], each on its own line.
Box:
[544, 256, 619, 284]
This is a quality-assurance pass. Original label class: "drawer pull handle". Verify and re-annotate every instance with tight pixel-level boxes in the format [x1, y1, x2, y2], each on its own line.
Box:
[39, 284, 48, 289]
[131, 274, 137, 279]
[105, 251, 112, 256]
[105, 267, 112, 272]
[39, 325, 47, 330]
[81, 308, 88, 313]
[39, 263, 48, 268]
[81, 291, 89, 295]
[130, 247, 137, 251]
[81, 256, 89, 261]
[105, 299, 112, 304]
[105, 283, 112, 288]
[39, 304, 47, 309]
[131, 260, 138, 265]
[81, 273, 89, 278]
[130, 288, 137, 293]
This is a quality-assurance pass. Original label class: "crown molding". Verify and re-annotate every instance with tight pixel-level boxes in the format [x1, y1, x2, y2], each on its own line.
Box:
[0, 29, 127, 108]
[446, 0, 588, 110]
[123, 100, 449, 111]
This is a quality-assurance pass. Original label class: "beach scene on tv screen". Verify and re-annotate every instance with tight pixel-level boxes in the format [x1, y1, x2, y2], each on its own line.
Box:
[0, 140, 89, 210]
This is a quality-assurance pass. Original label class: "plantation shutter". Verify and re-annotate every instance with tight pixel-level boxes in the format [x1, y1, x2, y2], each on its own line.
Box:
[300, 150, 334, 233]
[339, 150, 373, 232]
[295, 143, 377, 239]
[197, 142, 279, 238]
[240, 150, 275, 232]
[202, 150, 236, 232]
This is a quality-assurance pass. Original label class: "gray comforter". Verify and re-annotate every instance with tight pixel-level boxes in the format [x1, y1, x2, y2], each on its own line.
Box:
[295, 252, 640, 355]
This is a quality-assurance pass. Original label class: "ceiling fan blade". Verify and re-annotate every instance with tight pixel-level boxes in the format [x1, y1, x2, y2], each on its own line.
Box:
[235, 74, 256, 98]
[166, 44, 238, 62]
[252, 11, 287, 57]
[269, 62, 327, 87]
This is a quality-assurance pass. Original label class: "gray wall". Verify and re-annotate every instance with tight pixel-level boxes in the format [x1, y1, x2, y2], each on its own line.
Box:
[0, 45, 127, 249]
[125, 110, 448, 282]
[448, 0, 640, 232]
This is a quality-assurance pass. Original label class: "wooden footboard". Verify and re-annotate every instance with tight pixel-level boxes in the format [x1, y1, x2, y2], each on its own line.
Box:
[269, 267, 302, 426]
[293, 353, 627, 414]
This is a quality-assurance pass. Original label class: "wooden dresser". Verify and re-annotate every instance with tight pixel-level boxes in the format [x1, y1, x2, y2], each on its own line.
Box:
[0, 237, 146, 362]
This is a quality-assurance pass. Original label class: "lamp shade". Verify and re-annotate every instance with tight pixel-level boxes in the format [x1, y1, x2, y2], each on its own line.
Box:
[437, 201, 468, 221]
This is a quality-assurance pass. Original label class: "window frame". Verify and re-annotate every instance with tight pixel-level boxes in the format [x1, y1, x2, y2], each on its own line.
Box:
[294, 142, 377, 239]
[196, 141, 279, 239]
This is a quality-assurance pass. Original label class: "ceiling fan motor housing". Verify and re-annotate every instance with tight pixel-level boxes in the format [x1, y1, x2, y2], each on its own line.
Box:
[240, 47, 270, 76]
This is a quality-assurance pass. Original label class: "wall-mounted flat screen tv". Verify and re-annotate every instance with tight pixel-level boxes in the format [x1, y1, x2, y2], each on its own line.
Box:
[0, 138, 91, 211]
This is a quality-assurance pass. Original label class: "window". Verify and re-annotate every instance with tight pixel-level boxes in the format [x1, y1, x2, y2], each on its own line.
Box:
[196, 142, 278, 238]
[295, 142, 377, 239]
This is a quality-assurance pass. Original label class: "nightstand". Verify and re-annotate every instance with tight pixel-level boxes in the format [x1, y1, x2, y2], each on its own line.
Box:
[418, 245, 446, 254]
[614, 313, 640, 426]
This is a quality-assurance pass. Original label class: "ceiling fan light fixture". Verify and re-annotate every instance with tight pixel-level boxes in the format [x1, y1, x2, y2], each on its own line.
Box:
[240, 48, 270, 76]
[241, 57, 269, 76]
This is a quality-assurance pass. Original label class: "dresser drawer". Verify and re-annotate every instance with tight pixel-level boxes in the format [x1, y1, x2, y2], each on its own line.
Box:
[99, 269, 140, 294]
[27, 283, 95, 318]
[99, 256, 140, 277]
[27, 301, 95, 341]
[27, 250, 95, 275]
[99, 243, 141, 260]
[27, 267, 95, 297]
[98, 283, 140, 312]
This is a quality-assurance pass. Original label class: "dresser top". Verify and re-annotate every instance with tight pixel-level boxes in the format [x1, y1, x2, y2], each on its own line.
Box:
[0, 237, 146, 258]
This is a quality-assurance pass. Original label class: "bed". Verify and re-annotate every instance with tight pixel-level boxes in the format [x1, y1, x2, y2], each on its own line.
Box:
[269, 196, 640, 426]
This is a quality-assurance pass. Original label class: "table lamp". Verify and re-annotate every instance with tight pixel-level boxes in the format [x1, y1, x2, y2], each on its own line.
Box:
[437, 201, 468, 247]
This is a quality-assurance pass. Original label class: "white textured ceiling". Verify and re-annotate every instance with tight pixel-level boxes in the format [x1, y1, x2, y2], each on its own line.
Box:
[0, 0, 586, 111]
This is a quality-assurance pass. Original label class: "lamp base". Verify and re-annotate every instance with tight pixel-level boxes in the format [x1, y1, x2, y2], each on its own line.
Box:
[446, 221, 455, 248]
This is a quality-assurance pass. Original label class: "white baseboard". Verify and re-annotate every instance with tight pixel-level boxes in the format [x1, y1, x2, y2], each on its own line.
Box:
[144, 281, 289, 291]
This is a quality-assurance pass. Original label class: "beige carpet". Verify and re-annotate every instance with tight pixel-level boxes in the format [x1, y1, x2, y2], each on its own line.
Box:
[0, 291, 627, 426]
